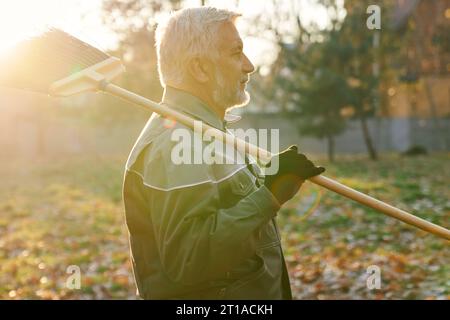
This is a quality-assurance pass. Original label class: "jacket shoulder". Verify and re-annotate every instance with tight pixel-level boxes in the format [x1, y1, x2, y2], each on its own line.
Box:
[126, 119, 248, 191]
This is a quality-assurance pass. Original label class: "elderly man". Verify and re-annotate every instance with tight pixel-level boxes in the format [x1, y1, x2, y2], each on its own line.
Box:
[123, 7, 325, 300]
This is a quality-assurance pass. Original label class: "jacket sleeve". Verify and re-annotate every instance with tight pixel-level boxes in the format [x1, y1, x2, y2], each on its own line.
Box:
[146, 180, 281, 286]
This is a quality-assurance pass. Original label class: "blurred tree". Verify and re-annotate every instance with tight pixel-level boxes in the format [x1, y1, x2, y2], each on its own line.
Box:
[338, 0, 381, 160]
[279, 33, 351, 162]
[252, 0, 350, 161]
[102, 0, 183, 98]
[99, 0, 182, 124]
[103, 0, 181, 36]
[336, 0, 400, 160]
[250, 0, 402, 161]
[107, 26, 161, 100]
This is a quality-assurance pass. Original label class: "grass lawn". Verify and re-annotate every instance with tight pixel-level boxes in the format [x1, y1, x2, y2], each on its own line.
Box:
[0, 153, 448, 299]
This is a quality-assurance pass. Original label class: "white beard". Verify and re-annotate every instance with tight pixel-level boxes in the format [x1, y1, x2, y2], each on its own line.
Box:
[212, 68, 250, 111]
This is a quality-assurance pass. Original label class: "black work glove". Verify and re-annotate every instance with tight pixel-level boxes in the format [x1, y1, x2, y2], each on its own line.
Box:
[264, 145, 325, 205]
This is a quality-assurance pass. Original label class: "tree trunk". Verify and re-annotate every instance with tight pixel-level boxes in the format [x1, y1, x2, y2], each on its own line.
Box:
[423, 78, 447, 150]
[413, 11, 447, 150]
[360, 114, 378, 160]
[326, 134, 335, 163]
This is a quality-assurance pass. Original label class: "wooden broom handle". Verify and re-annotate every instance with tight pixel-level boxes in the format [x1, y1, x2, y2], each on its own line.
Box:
[105, 83, 450, 241]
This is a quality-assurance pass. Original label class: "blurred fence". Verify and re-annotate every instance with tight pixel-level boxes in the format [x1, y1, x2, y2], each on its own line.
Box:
[1, 111, 449, 160]
[1, 90, 449, 160]
[231, 113, 450, 155]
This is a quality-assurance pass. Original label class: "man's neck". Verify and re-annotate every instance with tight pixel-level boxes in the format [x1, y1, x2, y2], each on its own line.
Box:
[165, 84, 225, 119]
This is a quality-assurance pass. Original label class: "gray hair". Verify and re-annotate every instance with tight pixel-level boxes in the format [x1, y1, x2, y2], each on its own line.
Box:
[155, 7, 241, 87]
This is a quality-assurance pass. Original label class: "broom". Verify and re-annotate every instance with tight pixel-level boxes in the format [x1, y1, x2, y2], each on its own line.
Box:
[0, 29, 448, 241]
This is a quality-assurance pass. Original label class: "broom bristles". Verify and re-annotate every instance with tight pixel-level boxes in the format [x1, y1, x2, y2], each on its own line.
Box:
[0, 28, 110, 94]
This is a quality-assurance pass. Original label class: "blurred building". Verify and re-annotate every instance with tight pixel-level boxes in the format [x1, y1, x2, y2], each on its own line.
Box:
[387, 0, 450, 118]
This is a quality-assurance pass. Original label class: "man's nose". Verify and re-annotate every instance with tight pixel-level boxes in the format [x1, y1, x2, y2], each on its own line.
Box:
[242, 53, 255, 75]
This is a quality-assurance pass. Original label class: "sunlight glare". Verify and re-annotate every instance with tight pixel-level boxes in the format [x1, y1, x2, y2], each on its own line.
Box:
[0, 0, 116, 54]
[0, 0, 59, 53]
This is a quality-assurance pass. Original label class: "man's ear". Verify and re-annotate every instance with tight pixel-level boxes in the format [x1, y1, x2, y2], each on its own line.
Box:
[187, 57, 213, 83]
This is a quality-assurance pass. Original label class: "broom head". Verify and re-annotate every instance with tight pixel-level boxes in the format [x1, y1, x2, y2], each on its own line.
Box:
[0, 28, 125, 96]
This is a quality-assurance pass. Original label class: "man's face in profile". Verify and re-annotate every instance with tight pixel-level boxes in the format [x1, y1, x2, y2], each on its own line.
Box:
[212, 21, 255, 111]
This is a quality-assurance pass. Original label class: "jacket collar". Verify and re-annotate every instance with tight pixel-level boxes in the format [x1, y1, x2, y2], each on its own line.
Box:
[161, 86, 241, 130]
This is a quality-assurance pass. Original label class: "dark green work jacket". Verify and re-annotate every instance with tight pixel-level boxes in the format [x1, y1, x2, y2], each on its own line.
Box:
[123, 86, 292, 299]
